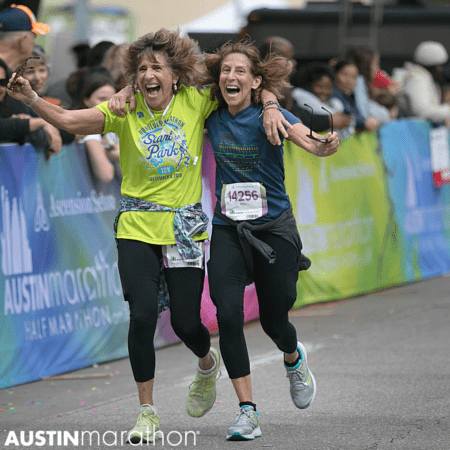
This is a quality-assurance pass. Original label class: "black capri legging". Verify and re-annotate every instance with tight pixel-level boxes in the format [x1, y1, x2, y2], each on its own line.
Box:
[117, 239, 211, 382]
[207, 225, 300, 379]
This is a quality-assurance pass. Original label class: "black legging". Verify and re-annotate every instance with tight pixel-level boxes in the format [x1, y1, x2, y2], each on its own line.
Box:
[117, 239, 211, 382]
[207, 225, 299, 379]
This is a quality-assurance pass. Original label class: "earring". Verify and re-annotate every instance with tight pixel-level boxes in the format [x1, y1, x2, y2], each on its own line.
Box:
[173, 83, 178, 93]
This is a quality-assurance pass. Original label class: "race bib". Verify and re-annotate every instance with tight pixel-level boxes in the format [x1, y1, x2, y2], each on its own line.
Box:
[221, 182, 268, 221]
[162, 242, 205, 269]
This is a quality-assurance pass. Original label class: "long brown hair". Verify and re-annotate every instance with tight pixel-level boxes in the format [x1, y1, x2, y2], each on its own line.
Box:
[203, 40, 292, 108]
[123, 28, 207, 91]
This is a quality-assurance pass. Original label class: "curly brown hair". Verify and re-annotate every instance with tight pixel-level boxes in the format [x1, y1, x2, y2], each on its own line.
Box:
[123, 29, 207, 91]
[203, 40, 292, 108]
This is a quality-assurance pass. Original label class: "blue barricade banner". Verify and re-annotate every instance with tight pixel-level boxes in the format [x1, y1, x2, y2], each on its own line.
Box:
[0, 143, 129, 388]
[2, 119, 450, 389]
[379, 120, 450, 281]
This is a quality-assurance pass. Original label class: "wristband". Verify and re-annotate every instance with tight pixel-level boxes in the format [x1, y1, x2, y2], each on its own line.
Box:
[25, 91, 38, 107]
[262, 101, 281, 109]
[259, 102, 282, 118]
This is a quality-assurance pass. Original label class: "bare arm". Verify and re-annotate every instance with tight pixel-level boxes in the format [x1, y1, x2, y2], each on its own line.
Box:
[287, 122, 339, 157]
[107, 85, 293, 147]
[7, 75, 106, 135]
[84, 139, 115, 184]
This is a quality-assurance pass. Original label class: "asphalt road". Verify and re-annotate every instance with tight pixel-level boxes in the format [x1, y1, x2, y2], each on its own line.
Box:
[1, 274, 449, 450]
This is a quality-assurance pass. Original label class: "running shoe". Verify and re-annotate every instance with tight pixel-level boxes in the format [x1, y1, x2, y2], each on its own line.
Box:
[285, 341, 316, 409]
[226, 406, 261, 441]
[127, 405, 161, 444]
[186, 347, 221, 418]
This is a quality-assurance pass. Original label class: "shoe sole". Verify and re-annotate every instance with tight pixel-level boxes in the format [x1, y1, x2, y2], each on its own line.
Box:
[294, 341, 317, 409]
[226, 427, 262, 441]
[187, 347, 221, 418]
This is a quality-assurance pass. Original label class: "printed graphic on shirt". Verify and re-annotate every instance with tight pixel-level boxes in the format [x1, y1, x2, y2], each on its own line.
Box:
[214, 132, 260, 179]
[137, 119, 189, 179]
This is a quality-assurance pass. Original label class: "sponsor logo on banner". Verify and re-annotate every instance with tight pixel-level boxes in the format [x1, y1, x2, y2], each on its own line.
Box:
[1, 186, 33, 277]
[1, 184, 126, 342]
[34, 183, 50, 233]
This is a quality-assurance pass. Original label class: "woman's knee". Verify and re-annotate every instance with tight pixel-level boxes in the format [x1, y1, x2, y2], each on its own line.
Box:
[215, 304, 244, 335]
[170, 316, 200, 339]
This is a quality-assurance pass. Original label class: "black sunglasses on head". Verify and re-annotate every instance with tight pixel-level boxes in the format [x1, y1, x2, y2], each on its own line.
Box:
[0, 79, 8, 87]
[304, 103, 333, 143]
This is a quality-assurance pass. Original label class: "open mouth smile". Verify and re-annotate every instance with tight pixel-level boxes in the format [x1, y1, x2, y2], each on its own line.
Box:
[146, 84, 161, 96]
[226, 86, 240, 97]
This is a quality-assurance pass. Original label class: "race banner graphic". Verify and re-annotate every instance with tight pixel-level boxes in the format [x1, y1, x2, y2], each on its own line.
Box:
[2, 120, 450, 388]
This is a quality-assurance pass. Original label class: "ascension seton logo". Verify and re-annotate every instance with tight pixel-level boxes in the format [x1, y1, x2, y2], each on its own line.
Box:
[1, 185, 33, 277]
[138, 121, 190, 174]
[34, 183, 50, 233]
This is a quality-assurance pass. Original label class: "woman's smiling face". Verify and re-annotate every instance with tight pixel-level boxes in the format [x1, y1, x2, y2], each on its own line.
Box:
[137, 52, 178, 111]
[311, 75, 333, 102]
[219, 52, 261, 115]
[22, 61, 49, 95]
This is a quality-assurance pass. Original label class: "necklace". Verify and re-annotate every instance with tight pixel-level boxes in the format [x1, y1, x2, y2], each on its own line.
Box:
[145, 95, 198, 169]
[145, 95, 174, 122]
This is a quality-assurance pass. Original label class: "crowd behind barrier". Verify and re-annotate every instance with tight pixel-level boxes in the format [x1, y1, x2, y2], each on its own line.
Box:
[2, 122, 450, 388]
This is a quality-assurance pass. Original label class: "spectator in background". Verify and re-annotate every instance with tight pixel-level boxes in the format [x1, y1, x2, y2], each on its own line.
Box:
[69, 66, 120, 183]
[21, 45, 75, 145]
[259, 36, 296, 111]
[332, 58, 378, 132]
[43, 42, 92, 109]
[0, 58, 62, 156]
[0, 6, 61, 157]
[0, 4, 49, 74]
[376, 91, 399, 120]
[345, 48, 391, 127]
[71, 42, 90, 69]
[22, 45, 57, 103]
[397, 41, 450, 124]
[85, 40, 115, 67]
[442, 84, 450, 106]
[291, 62, 355, 139]
[102, 43, 129, 91]
[59, 41, 118, 109]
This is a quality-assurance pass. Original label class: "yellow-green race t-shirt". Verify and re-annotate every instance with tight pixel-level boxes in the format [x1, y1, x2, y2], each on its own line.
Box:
[95, 85, 217, 245]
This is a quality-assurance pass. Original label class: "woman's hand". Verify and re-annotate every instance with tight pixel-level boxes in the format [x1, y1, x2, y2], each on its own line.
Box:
[108, 85, 136, 117]
[6, 74, 36, 105]
[11, 113, 32, 119]
[314, 131, 339, 157]
[263, 106, 292, 146]
[365, 116, 379, 132]
[43, 123, 63, 159]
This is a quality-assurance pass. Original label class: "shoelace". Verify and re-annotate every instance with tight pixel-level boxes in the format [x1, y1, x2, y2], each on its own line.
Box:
[135, 410, 157, 428]
[189, 371, 221, 398]
[233, 408, 256, 426]
[286, 366, 308, 390]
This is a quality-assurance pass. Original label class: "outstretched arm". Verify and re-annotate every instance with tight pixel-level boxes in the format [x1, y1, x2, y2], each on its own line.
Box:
[7, 75, 106, 135]
[287, 122, 339, 157]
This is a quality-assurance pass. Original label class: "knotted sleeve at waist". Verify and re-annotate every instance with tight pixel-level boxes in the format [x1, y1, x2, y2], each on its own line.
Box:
[213, 203, 311, 285]
[114, 196, 208, 259]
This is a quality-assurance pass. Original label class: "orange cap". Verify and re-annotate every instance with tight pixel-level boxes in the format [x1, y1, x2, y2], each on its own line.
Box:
[12, 4, 50, 35]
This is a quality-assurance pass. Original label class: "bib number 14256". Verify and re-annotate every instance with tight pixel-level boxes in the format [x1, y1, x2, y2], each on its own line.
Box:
[221, 182, 268, 221]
